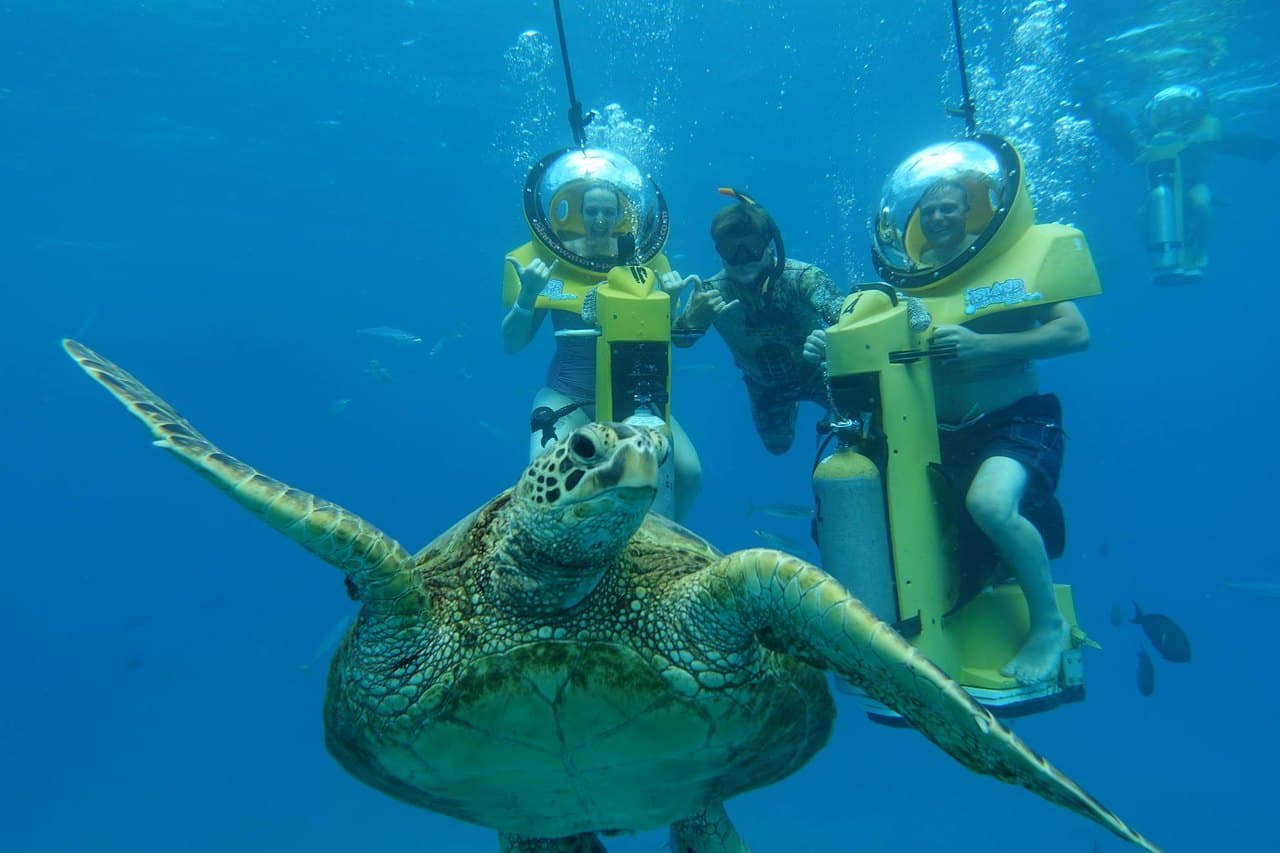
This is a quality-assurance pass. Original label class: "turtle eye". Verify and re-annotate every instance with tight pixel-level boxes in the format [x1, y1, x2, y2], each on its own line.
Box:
[569, 433, 597, 462]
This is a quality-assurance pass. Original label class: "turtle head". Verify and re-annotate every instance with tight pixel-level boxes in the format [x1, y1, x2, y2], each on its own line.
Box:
[510, 422, 668, 569]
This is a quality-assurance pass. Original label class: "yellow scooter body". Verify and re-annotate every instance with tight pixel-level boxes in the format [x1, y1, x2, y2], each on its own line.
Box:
[502, 241, 675, 425]
[592, 264, 674, 423]
[826, 219, 1100, 712]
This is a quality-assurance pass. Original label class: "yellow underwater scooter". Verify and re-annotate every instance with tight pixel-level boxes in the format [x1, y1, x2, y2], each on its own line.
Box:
[814, 132, 1103, 721]
[1140, 84, 1220, 285]
[502, 147, 681, 517]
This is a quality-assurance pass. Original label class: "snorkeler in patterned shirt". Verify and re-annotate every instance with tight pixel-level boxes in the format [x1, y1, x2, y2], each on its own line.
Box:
[673, 200, 844, 455]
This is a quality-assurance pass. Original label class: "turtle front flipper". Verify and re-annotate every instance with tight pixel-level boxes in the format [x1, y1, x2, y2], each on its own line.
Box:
[668, 803, 748, 853]
[63, 339, 416, 603]
[683, 549, 1160, 852]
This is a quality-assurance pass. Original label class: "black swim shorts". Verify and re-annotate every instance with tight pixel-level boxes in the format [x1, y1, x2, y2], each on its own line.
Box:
[936, 392, 1067, 560]
[937, 392, 1065, 496]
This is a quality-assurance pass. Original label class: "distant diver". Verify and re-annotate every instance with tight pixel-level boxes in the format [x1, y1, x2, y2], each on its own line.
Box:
[1089, 83, 1280, 285]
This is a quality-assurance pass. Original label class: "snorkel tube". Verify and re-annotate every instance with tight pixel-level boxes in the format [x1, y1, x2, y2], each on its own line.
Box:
[717, 187, 786, 290]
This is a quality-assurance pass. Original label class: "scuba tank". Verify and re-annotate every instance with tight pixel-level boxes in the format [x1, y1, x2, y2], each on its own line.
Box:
[1145, 156, 1183, 275]
[813, 420, 896, 625]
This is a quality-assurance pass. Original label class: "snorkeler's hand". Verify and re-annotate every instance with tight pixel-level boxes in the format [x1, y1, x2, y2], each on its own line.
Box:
[683, 283, 740, 329]
[930, 324, 987, 361]
[802, 329, 827, 364]
[659, 271, 700, 296]
[506, 256, 558, 308]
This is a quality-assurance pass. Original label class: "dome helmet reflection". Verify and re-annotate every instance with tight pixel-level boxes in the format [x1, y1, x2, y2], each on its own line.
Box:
[521, 147, 670, 274]
[1143, 84, 1208, 135]
[870, 133, 1027, 290]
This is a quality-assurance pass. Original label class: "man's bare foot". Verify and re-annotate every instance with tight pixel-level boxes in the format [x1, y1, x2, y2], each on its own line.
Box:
[1000, 618, 1070, 685]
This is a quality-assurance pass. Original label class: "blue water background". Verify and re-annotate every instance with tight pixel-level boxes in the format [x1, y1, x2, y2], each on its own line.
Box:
[3, 1, 1278, 850]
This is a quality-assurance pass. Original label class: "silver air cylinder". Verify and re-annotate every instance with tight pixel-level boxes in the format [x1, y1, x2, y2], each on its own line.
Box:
[813, 447, 896, 624]
[1146, 169, 1180, 271]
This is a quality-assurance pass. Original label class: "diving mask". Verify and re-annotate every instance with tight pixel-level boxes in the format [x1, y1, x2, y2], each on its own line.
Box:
[716, 233, 770, 266]
[724, 247, 775, 284]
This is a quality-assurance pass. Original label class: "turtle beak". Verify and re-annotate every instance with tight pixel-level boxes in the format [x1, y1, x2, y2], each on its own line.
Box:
[595, 441, 660, 497]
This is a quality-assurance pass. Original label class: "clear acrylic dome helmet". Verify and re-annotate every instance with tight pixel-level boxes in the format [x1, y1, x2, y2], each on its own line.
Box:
[870, 134, 1031, 290]
[1144, 84, 1208, 134]
[521, 148, 670, 274]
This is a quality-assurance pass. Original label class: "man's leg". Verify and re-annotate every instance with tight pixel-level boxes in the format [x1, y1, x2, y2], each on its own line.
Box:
[965, 455, 1068, 684]
[1185, 182, 1212, 271]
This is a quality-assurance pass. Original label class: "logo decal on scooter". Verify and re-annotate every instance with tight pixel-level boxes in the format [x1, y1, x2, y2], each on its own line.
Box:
[964, 278, 1041, 315]
[541, 279, 578, 301]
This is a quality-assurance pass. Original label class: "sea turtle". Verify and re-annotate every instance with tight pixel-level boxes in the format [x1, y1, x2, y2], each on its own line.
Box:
[63, 339, 1160, 852]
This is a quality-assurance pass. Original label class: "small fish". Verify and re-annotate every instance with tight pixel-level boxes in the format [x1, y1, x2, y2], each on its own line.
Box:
[1109, 602, 1125, 628]
[1136, 648, 1155, 697]
[1137, 47, 1198, 64]
[1225, 581, 1280, 602]
[748, 502, 815, 520]
[428, 331, 465, 357]
[301, 612, 356, 673]
[34, 238, 119, 251]
[1216, 81, 1280, 102]
[364, 359, 396, 384]
[328, 398, 351, 416]
[1130, 602, 1191, 663]
[476, 419, 511, 441]
[357, 326, 422, 345]
[1104, 20, 1176, 44]
[752, 529, 812, 556]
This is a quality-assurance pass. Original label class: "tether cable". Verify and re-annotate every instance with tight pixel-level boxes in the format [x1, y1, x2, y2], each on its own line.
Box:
[552, 0, 594, 149]
[947, 0, 978, 135]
